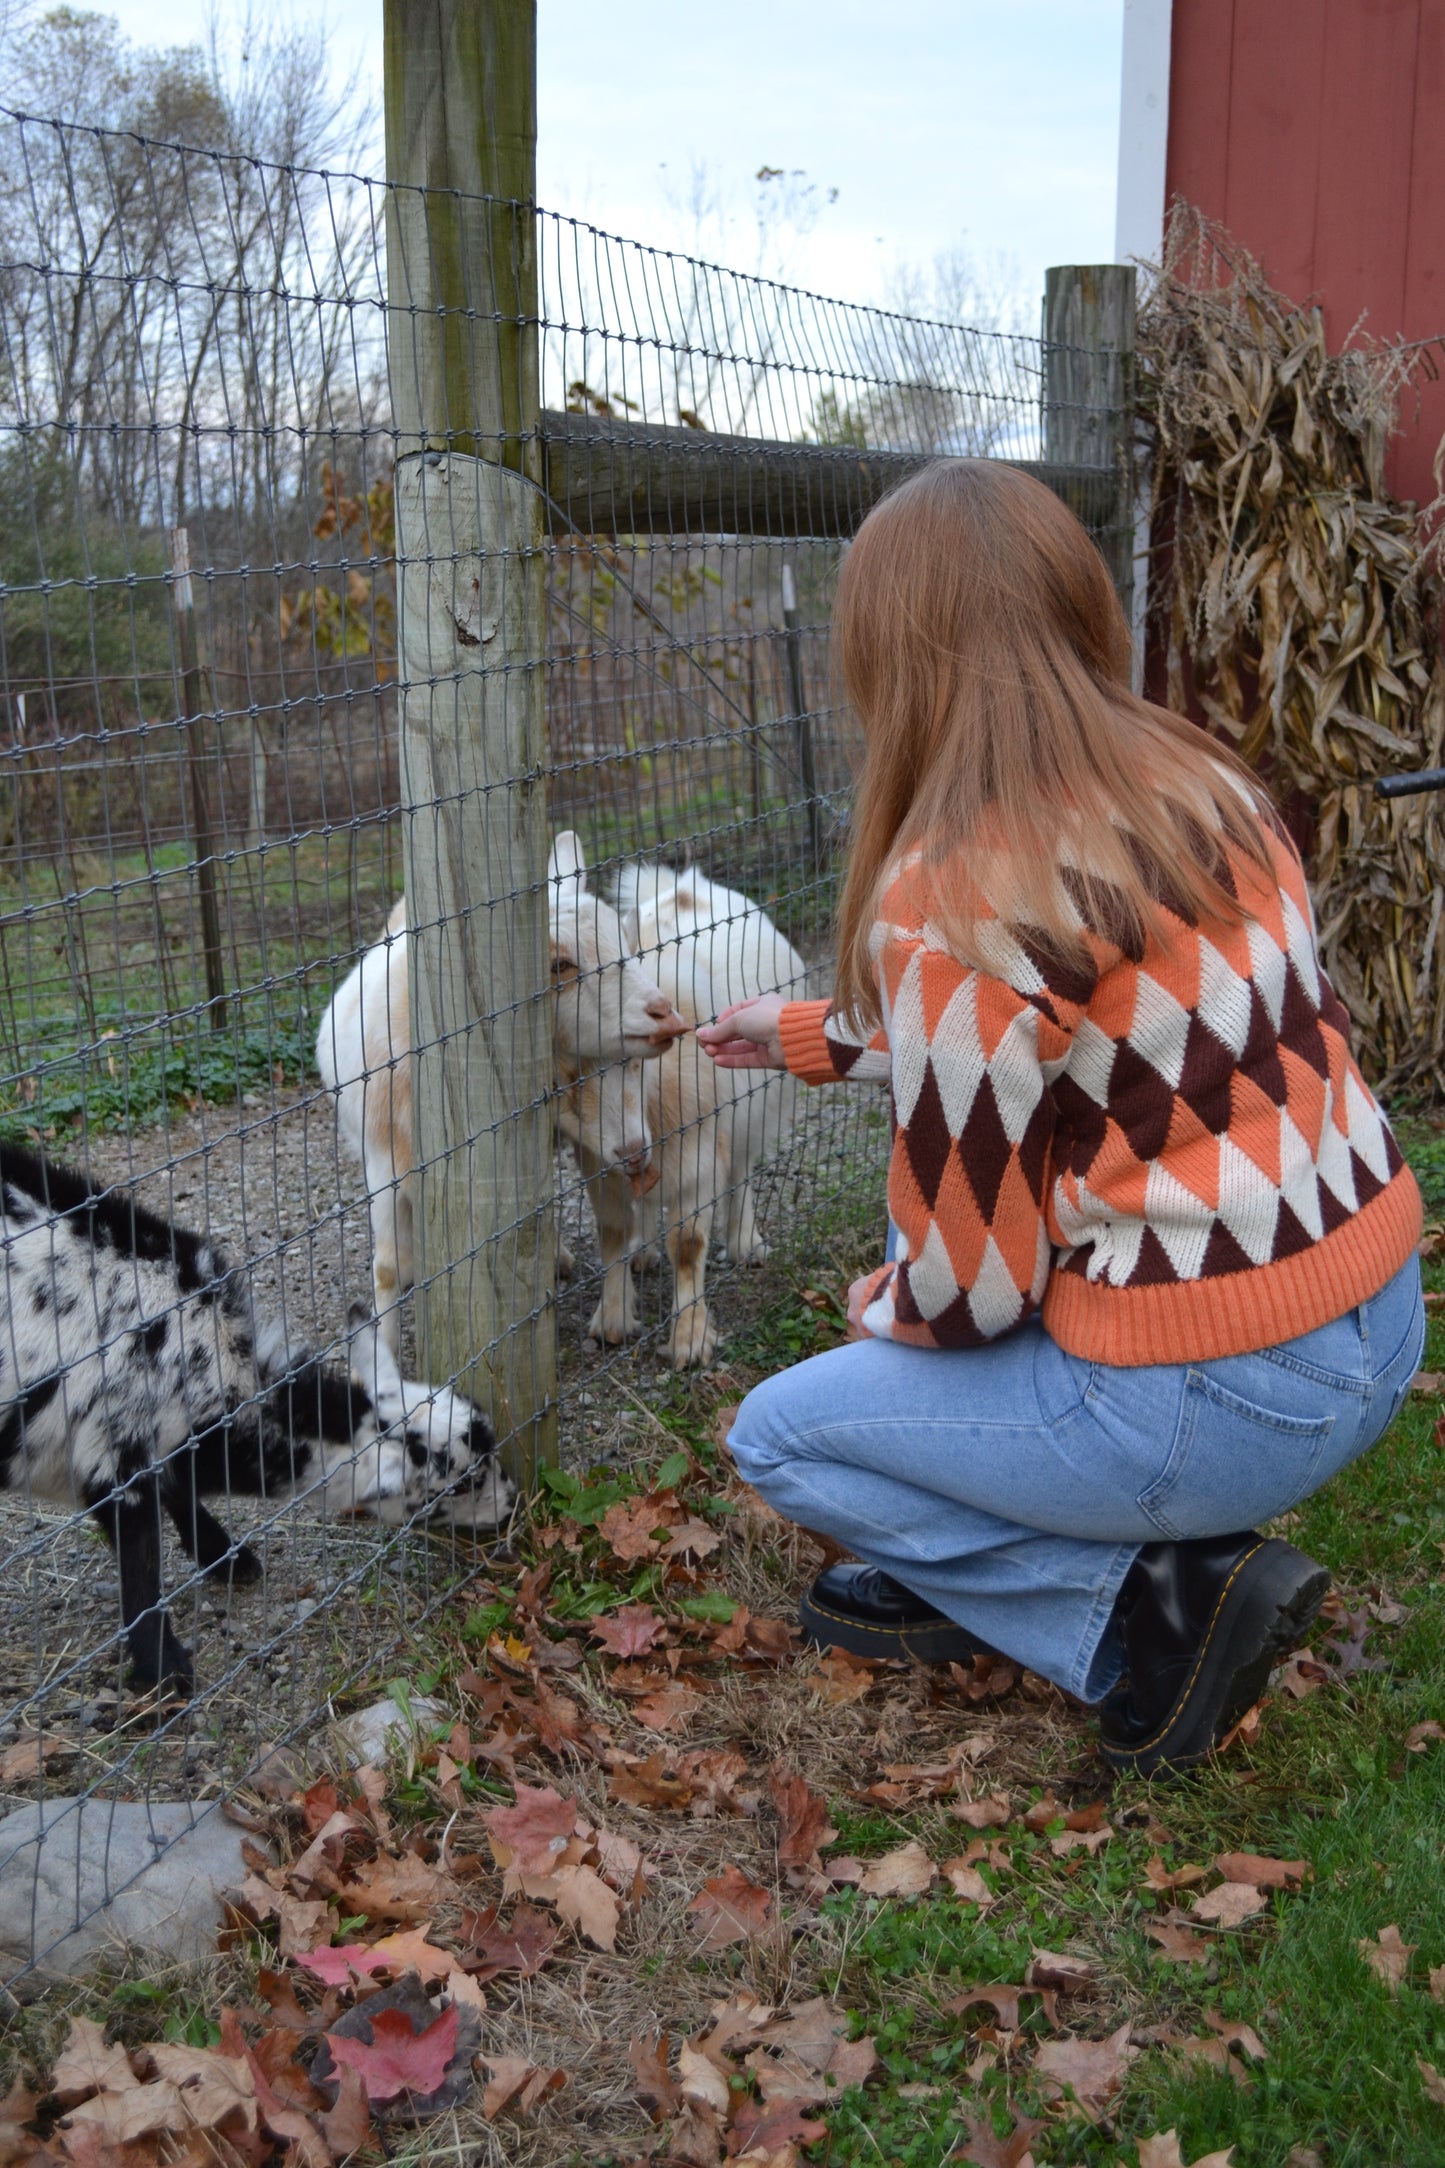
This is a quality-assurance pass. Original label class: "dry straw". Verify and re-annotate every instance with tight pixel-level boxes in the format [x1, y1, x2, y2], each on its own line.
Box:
[1137, 204, 1445, 1092]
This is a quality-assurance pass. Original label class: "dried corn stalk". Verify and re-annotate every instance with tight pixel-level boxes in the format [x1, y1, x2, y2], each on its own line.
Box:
[1137, 204, 1445, 1092]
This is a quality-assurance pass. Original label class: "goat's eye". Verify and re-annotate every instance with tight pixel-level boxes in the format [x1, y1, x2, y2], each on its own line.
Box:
[552, 955, 577, 980]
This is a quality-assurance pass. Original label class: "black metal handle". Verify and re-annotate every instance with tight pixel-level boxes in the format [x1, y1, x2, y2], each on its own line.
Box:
[1375, 768, 1445, 799]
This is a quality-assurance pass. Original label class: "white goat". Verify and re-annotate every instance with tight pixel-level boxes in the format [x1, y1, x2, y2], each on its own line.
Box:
[591, 866, 808, 1368]
[315, 833, 685, 1353]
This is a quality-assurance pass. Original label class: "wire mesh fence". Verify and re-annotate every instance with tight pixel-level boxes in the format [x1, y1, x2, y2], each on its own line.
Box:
[0, 106, 1133, 1980]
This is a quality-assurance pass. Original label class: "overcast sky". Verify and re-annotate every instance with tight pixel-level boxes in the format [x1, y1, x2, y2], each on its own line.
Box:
[71, 0, 1125, 318]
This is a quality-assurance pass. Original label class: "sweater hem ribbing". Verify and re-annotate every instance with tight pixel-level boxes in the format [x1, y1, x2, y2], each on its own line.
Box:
[1041, 1170, 1422, 1367]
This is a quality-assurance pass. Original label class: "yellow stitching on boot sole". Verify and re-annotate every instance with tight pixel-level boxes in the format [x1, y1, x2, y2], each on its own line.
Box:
[804, 1598, 966, 1640]
[1113, 1541, 1274, 1759]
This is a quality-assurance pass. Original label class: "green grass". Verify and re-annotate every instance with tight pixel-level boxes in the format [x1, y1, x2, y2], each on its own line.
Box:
[811, 1120, 1445, 2168]
[0, 829, 397, 1139]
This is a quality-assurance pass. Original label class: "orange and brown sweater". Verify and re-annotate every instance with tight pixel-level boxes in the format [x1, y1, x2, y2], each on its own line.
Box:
[779, 828, 1421, 1366]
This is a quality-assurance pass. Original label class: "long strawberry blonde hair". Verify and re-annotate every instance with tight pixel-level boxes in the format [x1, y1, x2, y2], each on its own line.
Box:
[831, 459, 1277, 1030]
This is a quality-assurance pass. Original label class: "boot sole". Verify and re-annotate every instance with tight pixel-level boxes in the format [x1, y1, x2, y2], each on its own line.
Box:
[1099, 1539, 1331, 1777]
[799, 1588, 991, 1667]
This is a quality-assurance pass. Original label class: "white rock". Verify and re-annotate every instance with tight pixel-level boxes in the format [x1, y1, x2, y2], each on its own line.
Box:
[0, 1798, 260, 1995]
[331, 1694, 446, 1767]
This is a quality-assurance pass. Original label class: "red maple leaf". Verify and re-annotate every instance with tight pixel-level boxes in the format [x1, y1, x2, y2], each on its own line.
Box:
[482, 1783, 578, 1876]
[590, 1606, 665, 1659]
[322, 2004, 461, 2105]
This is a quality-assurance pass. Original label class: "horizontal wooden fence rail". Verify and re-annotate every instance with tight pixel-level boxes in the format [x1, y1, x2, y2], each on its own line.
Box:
[535, 408, 1124, 546]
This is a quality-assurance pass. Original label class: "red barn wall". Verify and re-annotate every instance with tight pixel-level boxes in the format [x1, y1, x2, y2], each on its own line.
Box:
[1166, 0, 1445, 509]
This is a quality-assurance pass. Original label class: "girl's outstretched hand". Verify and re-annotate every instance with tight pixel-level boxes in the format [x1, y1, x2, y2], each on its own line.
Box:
[697, 993, 788, 1070]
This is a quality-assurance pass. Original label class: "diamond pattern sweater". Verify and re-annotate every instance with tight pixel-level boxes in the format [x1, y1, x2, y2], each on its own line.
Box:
[777, 828, 1421, 1365]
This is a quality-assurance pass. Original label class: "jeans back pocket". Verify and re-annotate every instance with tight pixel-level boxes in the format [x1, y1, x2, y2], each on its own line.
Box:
[1138, 1370, 1335, 1541]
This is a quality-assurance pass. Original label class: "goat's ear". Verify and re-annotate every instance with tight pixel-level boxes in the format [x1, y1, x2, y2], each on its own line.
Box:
[548, 829, 586, 893]
[347, 1304, 402, 1398]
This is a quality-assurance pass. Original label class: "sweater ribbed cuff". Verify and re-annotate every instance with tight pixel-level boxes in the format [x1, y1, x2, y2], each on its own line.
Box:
[777, 999, 839, 1085]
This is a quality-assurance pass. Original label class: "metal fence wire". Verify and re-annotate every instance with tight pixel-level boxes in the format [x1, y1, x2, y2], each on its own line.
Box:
[0, 108, 1133, 1979]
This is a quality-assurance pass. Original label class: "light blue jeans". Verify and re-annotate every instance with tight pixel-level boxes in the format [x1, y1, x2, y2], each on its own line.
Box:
[728, 1257, 1424, 1701]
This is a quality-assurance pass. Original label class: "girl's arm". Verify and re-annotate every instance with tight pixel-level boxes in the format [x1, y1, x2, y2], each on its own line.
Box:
[698, 996, 891, 1084]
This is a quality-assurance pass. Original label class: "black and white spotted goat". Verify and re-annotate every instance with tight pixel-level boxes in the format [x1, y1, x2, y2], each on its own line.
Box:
[0, 1144, 513, 1691]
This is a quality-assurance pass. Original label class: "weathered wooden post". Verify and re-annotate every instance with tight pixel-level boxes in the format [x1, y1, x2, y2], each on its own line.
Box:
[383, 0, 557, 1480]
[1043, 266, 1137, 624]
[168, 526, 227, 1031]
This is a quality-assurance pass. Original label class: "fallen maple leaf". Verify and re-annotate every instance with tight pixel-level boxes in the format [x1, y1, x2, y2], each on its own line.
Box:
[1049, 1822, 1112, 1856]
[552, 1862, 621, 1950]
[729, 2098, 829, 2154]
[954, 2108, 1046, 2168]
[858, 1841, 935, 1897]
[49, 2017, 137, 2107]
[0, 1734, 76, 1784]
[679, 1747, 761, 1818]
[1146, 1915, 1213, 1964]
[1405, 1720, 1444, 1752]
[676, 2041, 731, 2114]
[1143, 1854, 1209, 1894]
[1027, 1950, 1094, 1993]
[1033, 2021, 1137, 2106]
[1359, 1923, 1415, 1991]
[689, 1864, 775, 1950]
[1418, 2058, 1445, 2108]
[599, 1498, 667, 1561]
[1212, 1851, 1310, 1889]
[362, 1929, 457, 1982]
[813, 1648, 876, 1705]
[1431, 1964, 1445, 2004]
[661, 1515, 722, 1560]
[483, 1783, 578, 1876]
[1137, 2135, 1236, 2168]
[1197, 2015, 1264, 2064]
[628, 2033, 678, 2119]
[946, 1986, 1030, 2031]
[480, 2055, 566, 2120]
[294, 1944, 390, 1988]
[1216, 1699, 1263, 1751]
[331, 1852, 454, 1924]
[323, 2004, 461, 2106]
[320, 2062, 371, 2159]
[1191, 1882, 1268, 1928]
[461, 1902, 559, 1981]
[952, 1792, 1011, 1829]
[941, 1858, 994, 1906]
[769, 1766, 836, 1869]
[590, 1605, 666, 1659]
[633, 1683, 703, 1732]
[609, 1753, 695, 1811]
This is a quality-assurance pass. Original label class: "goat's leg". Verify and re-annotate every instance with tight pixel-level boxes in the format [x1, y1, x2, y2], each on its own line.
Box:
[662, 1118, 721, 1370]
[366, 1168, 406, 1359]
[88, 1470, 193, 1692]
[583, 1163, 641, 1344]
[162, 1455, 262, 1584]
[720, 1086, 771, 1263]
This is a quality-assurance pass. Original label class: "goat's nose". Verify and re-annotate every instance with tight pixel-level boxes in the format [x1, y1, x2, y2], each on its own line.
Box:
[647, 1003, 688, 1042]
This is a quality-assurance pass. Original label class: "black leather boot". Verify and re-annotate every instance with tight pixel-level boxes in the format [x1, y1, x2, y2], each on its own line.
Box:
[800, 1562, 997, 1665]
[1098, 1530, 1331, 1776]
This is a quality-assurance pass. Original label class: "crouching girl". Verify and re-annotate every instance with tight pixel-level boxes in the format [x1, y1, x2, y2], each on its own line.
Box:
[698, 460, 1423, 1777]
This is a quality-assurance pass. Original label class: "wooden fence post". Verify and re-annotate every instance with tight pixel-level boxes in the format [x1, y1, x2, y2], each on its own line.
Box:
[168, 526, 227, 1031]
[383, 0, 557, 1481]
[1043, 266, 1137, 622]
